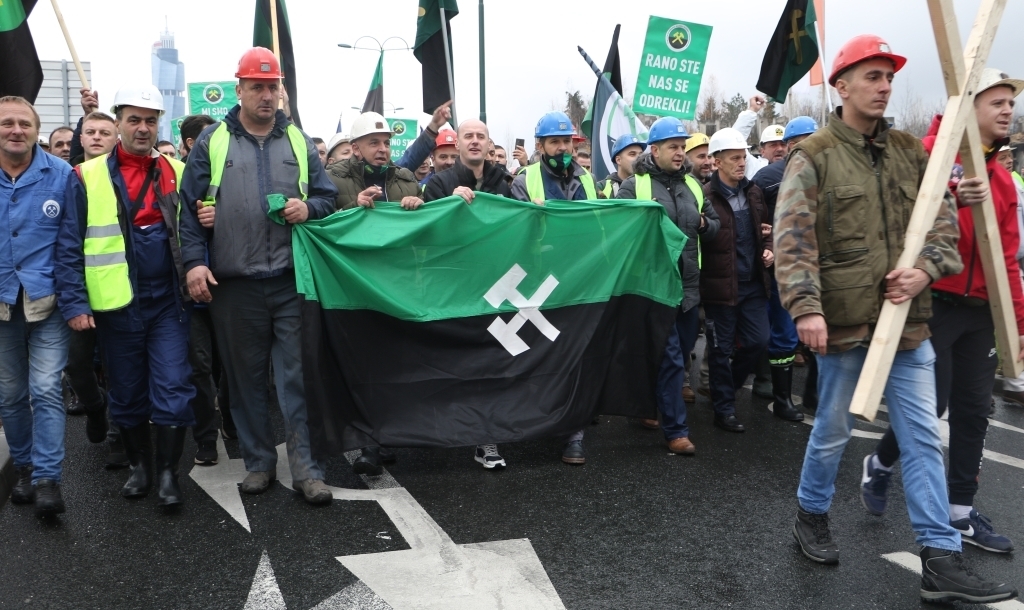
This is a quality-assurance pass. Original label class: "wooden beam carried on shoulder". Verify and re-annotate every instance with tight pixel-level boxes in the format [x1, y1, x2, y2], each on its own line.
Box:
[849, 0, 1017, 421]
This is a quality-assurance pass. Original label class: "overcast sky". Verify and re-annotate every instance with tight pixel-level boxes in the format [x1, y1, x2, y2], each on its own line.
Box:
[27, 0, 1024, 149]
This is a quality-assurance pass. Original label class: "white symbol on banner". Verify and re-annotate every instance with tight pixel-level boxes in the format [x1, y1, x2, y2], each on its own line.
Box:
[484, 264, 560, 356]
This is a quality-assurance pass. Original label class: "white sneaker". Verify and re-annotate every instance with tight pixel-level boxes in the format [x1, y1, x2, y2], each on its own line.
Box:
[474, 444, 506, 469]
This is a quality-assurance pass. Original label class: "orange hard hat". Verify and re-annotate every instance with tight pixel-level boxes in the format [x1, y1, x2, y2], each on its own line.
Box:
[828, 35, 906, 86]
[435, 130, 457, 148]
[235, 47, 283, 80]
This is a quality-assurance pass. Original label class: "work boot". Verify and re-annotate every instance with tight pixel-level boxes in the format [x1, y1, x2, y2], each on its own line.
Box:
[919, 547, 1017, 604]
[34, 480, 65, 517]
[771, 361, 804, 421]
[793, 507, 839, 565]
[155, 425, 186, 509]
[561, 440, 586, 465]
[64, 376, 86, 415]
[117, 424, 153, 499]
[352, 446, 383, 476]
[10, 465, 34, 504]
[667, 437, 696, 455]
[84, 392, 108, 444]
[293, 479, 333, 505]
[681, 384, 696, 403]
[240, 471, 275, 494]
[802, 350, 819, 413]
[105, 428, 130, 470]
[752, 355, 773, 398]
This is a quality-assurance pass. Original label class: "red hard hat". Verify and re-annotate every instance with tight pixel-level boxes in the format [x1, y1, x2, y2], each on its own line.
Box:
[235, 47, 283, 80]
[435, 130, 457, 148]
[828, 35, 906, 86]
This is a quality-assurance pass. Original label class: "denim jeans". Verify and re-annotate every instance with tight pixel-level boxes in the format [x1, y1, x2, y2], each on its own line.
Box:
[796, 341, 960, 551]
[0, 304, 70, 483]
[209, 274, 325, 481]
[657, 305, 701, 439]
[766, 276, 799, 359]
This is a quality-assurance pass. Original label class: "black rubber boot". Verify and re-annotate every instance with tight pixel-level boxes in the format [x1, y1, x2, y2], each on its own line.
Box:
[752, 354, 773, 398]
[117, 424, 153, 499]
[84, 391, 108, 444]
[10, 465, 34, 504]
[771, 361, 804, 421]
[803, 350, 819, 413]
[155, 425, 186, 509]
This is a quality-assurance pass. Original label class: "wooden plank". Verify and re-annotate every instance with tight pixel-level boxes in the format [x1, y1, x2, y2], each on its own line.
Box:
[849, 0, 1008, 421]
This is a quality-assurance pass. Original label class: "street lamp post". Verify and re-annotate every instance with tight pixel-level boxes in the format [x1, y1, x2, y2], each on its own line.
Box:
[350, 103, 404, 114]
[479, 0, 486, 124]
[338, 36, 411, 115]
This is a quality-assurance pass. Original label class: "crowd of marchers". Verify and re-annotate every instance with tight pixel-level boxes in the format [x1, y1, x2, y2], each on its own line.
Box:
[1, 35, 1023, 605]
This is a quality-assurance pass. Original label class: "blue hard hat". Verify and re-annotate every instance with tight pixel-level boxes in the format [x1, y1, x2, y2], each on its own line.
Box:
[611, 134, 647, 160]
[783, 116, 819, 142]
[646, 117, 690, 145]
[535, 111, 577, 138]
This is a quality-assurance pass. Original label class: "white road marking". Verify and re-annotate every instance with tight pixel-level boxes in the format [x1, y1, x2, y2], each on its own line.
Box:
[192, 439, 565, 609]
[882, 552, 1024, 609]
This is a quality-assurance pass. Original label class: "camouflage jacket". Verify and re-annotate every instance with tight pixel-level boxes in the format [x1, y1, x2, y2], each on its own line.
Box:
[773, 111, 962, 353]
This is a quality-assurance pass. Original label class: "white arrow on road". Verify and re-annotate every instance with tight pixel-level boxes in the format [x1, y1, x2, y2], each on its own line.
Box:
[191, 439, 565, 609]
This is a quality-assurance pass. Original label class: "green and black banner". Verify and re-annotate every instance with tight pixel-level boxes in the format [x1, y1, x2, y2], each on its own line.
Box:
[295, 194, 686, 453]
[413, 0, 458, 114]
[0, 0, 42, 103]
[361, 53, 384, 115]
[756, 0, 819, 102]
[254, 0, 302, 128]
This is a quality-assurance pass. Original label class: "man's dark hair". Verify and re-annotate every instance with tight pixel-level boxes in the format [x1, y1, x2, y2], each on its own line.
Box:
[312, 137, 325, 145]
[49, 126, 73, 144]
[576, 149, 591, 159]
[495, 145, 505, 153]
[156, 140, 174, 149]
[179, 114, 217, 151]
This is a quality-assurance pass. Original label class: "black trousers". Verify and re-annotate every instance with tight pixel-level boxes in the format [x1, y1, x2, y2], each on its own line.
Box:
[875, 298, 995, 506]
[65, 328, 104, 410]
[188, 307, 221, 442]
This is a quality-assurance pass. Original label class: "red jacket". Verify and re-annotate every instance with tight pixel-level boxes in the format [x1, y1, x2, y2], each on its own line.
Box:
[923, 115, 1024, 329]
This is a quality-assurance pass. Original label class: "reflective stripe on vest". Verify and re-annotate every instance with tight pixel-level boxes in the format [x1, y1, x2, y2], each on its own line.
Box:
[634, 173, 706, 268]
[525, 163, 598, 202]
[79, 154, 185, 312]
[205, 122, 309, 204]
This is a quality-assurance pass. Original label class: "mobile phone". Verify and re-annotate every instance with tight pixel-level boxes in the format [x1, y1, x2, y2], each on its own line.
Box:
[515, 138, 525, 149]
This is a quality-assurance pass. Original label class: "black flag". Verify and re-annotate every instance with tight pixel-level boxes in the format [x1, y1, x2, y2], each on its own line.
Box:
[756, 0, 820, 102]
[254, 0, 302, 128]
[413, 0, 458, 114]
[0, 0, 43, 102]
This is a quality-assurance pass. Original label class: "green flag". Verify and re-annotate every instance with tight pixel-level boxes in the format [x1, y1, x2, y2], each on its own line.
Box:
[295, 194, 686, 452]
[0, 0, 27, 32]
[756, 0, 819, 102]
[361, 53, 384, 114]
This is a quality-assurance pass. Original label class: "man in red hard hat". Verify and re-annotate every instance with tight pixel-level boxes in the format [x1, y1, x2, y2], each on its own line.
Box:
[419, 129, 457, 187]
[775, 35, 1018, 603]
[179, 47, 340, 505]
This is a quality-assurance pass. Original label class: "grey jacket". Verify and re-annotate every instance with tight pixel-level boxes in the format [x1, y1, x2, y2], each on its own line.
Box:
[179, 107, 338, 280]
[620, 152, 721, 312]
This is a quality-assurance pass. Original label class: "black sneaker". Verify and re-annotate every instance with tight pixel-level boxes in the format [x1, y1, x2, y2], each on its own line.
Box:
[920, 547, 1017, 604]
[793, 507, 839, 564]
[34, 479, 65, 517]
[561, 440, 585, 465]
[194, 440, 218, 466]
[474, 444, 506, 469]
[352, 447, 383, 476]
[10, 465, 34, 504]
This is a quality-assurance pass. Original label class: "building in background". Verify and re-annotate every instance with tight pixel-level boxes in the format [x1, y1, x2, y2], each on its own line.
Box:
[152, 25, 185, 142]
[35, 60, 92, 139]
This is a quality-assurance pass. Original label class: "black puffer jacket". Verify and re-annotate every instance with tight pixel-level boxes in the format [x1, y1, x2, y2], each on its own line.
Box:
[619, 152, 720, 312]
[422, 158, 512, 201]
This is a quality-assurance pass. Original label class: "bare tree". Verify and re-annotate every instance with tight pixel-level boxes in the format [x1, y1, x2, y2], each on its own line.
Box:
[564, 90, 588, 133]
[697, 74, 722, 125]
[895, 92, 943, 138]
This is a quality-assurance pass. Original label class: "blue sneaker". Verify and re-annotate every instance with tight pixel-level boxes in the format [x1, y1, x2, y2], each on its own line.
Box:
[860, 453, 892, 516]
[952, 510, 1014, 554]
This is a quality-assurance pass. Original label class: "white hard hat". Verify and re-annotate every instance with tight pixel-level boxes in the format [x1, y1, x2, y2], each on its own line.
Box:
[977, 68, 1024, 97]
[350, 112, 392, 141]
[999, 145, 1013, 153]
[708, 128, 750, 156]
[110, 84, 164, 115]
[327, 132, 350, 155]
[759, 124, 785, 144]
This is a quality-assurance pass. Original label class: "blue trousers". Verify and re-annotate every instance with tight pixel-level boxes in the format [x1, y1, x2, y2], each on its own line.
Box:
[656, 305, 701, 439]
[0, 304, 69, 482]
[797, 341, 960, 550]
[767, 276, 798, 360]
[704, 280, 769, 416]
[94, 293, 195, 428]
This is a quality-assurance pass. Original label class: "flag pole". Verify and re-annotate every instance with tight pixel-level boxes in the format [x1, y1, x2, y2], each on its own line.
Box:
[269, 0, 283, 110]
[439, 4, 458, 126]
[478, 0, 486, 124]
[48, 0, 90, 90]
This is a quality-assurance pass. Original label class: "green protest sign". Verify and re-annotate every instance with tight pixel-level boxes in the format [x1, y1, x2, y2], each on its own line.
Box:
[632, 16, 713, 120]
[170, 115, 186, 149]
[387, 118, 418, 162]
[188, 81, 238, 119]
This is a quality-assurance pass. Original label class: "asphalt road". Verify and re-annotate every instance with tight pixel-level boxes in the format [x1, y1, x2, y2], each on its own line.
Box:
[2, 342, 1023, 610]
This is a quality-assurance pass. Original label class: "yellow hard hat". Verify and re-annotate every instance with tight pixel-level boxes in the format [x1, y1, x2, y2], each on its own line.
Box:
[685, 132, 710, 153]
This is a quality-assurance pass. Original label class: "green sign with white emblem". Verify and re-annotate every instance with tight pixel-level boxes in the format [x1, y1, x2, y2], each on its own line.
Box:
[632, 16, 713, 120]
[387, 118, 419, 162]
[188, 81, 238, 119]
